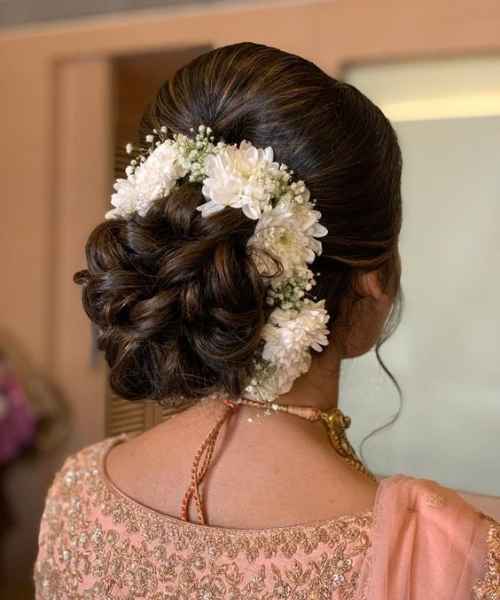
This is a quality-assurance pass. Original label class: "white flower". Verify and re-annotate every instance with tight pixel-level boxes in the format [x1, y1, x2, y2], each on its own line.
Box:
[260, 300, 330, 393]
[250, 199, 328, 280]
[106, 140, 190, 218]
[105, 178, 140, 219]
[198, 141, 279, 219]
[133, 142, 187, 208]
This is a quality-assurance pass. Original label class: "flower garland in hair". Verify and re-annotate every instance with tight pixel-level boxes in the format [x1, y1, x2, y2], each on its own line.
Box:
[106, 126, 330, 404]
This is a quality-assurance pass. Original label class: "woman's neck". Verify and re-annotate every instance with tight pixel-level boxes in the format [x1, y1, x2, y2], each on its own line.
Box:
[273, 345, 341, 411]
[191, 342, 342, 424]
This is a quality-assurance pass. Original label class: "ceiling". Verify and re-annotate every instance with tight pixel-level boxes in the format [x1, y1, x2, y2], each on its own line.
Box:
[0, 0, 246, 29]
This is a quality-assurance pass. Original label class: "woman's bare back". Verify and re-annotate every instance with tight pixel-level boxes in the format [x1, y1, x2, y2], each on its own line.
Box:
[105, 399, 378, 528]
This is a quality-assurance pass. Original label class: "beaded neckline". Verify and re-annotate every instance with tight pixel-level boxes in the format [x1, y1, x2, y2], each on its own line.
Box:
[100, 434, 375, 536]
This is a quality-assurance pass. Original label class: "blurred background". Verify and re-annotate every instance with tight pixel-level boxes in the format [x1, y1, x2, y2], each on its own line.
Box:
[0, 0, 499, 598]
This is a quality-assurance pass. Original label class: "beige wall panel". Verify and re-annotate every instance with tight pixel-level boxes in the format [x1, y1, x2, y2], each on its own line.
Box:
[51, 58, 112, 452]
[2, 0, 500, 68]
[0, 61, 54, 369]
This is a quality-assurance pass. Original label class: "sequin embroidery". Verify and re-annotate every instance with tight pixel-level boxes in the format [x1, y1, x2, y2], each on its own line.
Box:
[34, 437, 375, 600]
[472, 516, 500, 599]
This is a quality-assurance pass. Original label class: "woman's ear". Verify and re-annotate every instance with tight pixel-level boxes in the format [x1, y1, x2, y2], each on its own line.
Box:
[355, 269, 386, 302]
[339, 268, 395, 359]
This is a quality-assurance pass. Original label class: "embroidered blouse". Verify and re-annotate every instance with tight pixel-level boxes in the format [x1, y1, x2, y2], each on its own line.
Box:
[34, 435, 374, 600]
[34, 435, 500, 600]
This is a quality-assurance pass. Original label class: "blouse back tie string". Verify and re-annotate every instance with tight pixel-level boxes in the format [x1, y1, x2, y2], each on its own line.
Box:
[180, 397, 377, 525]
[180, 398, 241, 524]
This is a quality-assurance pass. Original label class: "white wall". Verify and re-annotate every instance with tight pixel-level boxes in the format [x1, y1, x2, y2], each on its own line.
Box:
[341, 57, 500, 497]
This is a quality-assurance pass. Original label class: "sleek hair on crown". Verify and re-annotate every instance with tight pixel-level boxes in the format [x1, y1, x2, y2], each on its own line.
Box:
[74, 42, 403, 406]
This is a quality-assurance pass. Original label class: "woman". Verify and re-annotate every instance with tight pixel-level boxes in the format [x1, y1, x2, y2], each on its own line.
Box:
[34, 42, 499, 599]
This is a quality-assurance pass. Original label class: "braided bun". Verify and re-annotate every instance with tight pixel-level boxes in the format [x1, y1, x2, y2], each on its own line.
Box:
[74, 184, 279, 401]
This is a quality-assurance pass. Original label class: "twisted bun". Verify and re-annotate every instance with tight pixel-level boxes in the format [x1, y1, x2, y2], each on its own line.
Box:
[74, 184, 279, 401]
[75, 42, 403, 407]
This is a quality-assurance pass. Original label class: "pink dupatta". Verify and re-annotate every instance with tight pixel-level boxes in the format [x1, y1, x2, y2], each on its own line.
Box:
[356, 474, 497, 599]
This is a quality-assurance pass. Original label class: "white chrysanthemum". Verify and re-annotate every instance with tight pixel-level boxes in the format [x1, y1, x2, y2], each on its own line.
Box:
[133, 142, 187, 208]
[106, 141, 189, 218]
[250, 200, 328, 280]
[105, 178, 140, 219]
[261, 300, 330, 392]
[198, 141, 279, 219]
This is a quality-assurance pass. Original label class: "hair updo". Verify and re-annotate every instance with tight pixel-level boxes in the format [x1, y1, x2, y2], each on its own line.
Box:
[74, 42, 403, 406]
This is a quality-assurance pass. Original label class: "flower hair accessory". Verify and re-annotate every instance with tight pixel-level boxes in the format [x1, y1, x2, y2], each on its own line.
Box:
[106, 126, 330, 404]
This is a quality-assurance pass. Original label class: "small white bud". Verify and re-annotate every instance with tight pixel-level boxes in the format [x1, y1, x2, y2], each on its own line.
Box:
[125, 143, 133, 154]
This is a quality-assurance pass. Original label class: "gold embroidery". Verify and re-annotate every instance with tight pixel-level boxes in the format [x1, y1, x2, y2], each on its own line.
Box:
[472, 515, 500, 599]
[34, 438, 374, 600]
[423, 492, 445, 508]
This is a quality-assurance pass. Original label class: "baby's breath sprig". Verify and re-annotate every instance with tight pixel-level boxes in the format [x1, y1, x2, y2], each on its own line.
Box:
[266, 271, 317, 310]
[151, 124, 168, 142]
[124, 143, 141, 176]
[174, 125, 217, 183]
[125, 126, 169, 177]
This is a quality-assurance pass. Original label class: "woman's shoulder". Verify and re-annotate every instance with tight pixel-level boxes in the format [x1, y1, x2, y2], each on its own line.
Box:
[41, 435, 128, 513]
[375, 473, 499, 554]
[377, 472, 498, 524]
[54, 434, 126, 475]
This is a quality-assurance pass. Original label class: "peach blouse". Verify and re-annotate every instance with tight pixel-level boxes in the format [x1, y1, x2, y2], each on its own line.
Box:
[34, 435, 500, 599]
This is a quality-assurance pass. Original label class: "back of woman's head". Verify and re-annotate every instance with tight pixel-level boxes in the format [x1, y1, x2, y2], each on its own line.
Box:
[75, 42, 403, 405]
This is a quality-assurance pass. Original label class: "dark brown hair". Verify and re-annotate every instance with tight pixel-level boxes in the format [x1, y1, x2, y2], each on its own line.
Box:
[75, 42, 403, 405]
